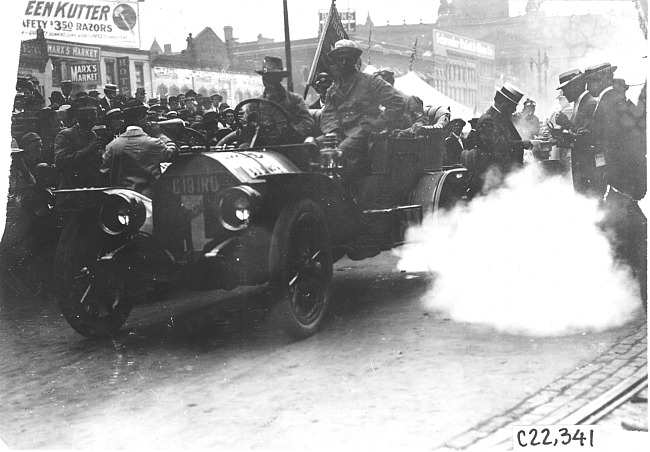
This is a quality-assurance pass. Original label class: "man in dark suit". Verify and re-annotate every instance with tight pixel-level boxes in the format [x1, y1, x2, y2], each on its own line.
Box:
[587, 63, 647, 310]
[444, 118, 466, 166]
[554, 68, 599, 197]
[99, 84, 120, 113]
[472, 83, 532, 196]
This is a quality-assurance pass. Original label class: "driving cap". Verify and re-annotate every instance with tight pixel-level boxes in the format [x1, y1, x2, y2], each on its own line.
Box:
[556, 68, 583, 89]
[328, 39, 363, 60]
[448, 118, 466, 128]
[256, 56, 289, 76]
[497, 82, 524, 105]
[584, 62, 617, 80]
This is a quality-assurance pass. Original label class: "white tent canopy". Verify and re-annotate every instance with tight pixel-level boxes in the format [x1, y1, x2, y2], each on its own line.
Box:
[394, 71, 475, 120]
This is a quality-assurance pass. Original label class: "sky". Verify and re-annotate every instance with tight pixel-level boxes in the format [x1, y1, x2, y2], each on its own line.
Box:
[137, 0, 637, 51]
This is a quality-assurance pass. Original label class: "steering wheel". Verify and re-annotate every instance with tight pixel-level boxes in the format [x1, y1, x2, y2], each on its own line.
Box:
[180, 127, 208, 147]
[234, 98, 293, 147]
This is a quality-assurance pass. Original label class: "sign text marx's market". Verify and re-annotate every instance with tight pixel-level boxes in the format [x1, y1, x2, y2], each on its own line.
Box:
[22, 0, 141, 49]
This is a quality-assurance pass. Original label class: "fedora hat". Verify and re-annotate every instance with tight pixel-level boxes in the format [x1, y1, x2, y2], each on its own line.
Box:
[122, 99, 148, 118]
[497, 82, 524, 105]
[584, 62, 617, 80]
[328, 39, 363, 60]
[556, 68, 583, 89]
[256, 56, 289, 76]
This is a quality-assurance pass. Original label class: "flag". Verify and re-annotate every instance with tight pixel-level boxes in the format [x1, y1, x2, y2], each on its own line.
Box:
[408, 36, 418, 72]
[303, 0, 349, 98]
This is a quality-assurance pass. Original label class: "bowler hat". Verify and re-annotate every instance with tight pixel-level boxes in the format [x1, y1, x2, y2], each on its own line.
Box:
[556, 68, 583, 89]
[185, 89, 197, 99]
[523, 98, 536, 107]
[328, 39, 363, 60]
[584, 62, 617, 80]
[315, 72, 332, 85]
[256, 56, 289, 76]
[448, 118, 466, 128]
[497, 82, 524, 105]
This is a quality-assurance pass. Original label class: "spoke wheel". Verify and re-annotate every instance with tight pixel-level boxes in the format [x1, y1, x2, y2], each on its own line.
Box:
[55, 216, 132, 339]
[269, 199, 333, 340]
[234, 98, 293, 147]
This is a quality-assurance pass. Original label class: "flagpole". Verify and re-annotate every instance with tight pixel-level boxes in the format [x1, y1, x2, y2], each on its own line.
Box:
[283, 0, 294, 92]
[303, 0, 336, 98]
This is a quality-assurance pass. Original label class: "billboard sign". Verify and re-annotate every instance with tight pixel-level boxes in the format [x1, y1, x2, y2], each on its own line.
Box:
[433, 29, 495, 59]
[318, 9, 356, 34]
[70, 62, 100, 82]
[22, 1, 141, 48]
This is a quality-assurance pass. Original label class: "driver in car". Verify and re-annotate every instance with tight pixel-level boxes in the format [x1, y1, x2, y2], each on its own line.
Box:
[217, 57, 314, 148]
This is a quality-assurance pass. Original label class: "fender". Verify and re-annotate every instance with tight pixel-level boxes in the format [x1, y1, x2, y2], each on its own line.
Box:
[410, 166, 469, 219]
[96, 233, 176, 282]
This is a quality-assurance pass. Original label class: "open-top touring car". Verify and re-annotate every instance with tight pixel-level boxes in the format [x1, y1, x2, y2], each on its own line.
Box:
[51, 98, 469, 340]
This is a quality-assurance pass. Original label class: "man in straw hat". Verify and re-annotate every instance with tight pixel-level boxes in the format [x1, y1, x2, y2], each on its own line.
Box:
[100, 100, 179, 197]
[471, 82, 532, 196]
[320, 39, 405, 177]
[553, 68, 598, 197]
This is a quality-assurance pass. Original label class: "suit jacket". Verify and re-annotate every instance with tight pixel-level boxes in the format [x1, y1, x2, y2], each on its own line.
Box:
[263, 85, 315, 141]
[444, 134, 466, 166]
[100, 127, 179, 197]
[594, 87, 646, 199]
[321, 71, 405, 139]
[477, 106, 528, 168]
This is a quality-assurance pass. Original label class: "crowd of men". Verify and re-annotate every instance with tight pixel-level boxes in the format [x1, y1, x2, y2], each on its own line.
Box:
[4, 39, 647, 310]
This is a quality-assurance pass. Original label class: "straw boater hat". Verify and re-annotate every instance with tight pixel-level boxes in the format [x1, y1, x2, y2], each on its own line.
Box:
[556, 68, 583, 90]
[497, 82, 524, 105]
[256, 56, 289, 77]
[328, 39, 363, 59]
[584, 62, 617, 80]
[104, 84, 118, 93]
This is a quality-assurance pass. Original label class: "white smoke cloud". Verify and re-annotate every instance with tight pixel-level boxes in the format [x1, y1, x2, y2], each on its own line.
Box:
[396, 164, 642, 336]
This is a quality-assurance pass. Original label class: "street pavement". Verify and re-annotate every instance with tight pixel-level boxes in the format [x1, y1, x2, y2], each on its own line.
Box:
[0, 251, 646, 449]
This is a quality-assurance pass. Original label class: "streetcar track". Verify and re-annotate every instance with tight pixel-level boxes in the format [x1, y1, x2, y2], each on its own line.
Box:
[470, 371, 648, 450]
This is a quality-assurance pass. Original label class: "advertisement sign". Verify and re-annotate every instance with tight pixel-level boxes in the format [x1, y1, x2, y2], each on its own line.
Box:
[318, 9, 356, 34]
[433, 29, 495, 59]
[70, 62, 99, 82]
[22, 0, 141, 48]
[47, 42, 100, 61]
[117, 56, 131, 97]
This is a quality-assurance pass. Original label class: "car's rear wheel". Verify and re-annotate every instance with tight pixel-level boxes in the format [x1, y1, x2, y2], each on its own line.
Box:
[55, 216, 132, 339]
[269, 199, 333, 340]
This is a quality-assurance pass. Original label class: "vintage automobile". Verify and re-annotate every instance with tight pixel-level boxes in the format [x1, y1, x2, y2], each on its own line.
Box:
[51, 98, 469, 340]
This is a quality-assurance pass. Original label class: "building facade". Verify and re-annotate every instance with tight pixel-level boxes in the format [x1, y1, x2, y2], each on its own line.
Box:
[18, 30, 152, 101]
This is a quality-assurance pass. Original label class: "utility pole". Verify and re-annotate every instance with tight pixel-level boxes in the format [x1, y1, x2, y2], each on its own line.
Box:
[283, 0, 294, 92]
[529, 49, 549, 100]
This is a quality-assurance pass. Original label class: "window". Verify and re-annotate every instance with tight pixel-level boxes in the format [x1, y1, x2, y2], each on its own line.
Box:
[105, 60, 116, 85]
[134, 62, 145, 88]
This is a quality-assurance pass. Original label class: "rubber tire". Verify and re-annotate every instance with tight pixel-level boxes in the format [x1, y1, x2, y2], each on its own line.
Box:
[269, 199, 333, 340]
[54, 216, 132, 339]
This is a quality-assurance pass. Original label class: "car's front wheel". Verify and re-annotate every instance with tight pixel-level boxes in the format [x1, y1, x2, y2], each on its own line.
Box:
[269, 199, 333, 340]
[55, 216, 132, 339]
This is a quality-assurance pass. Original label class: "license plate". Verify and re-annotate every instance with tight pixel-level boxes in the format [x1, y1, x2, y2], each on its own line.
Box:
[595, 152, 606, 167]
[171, 175, 220, 195]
